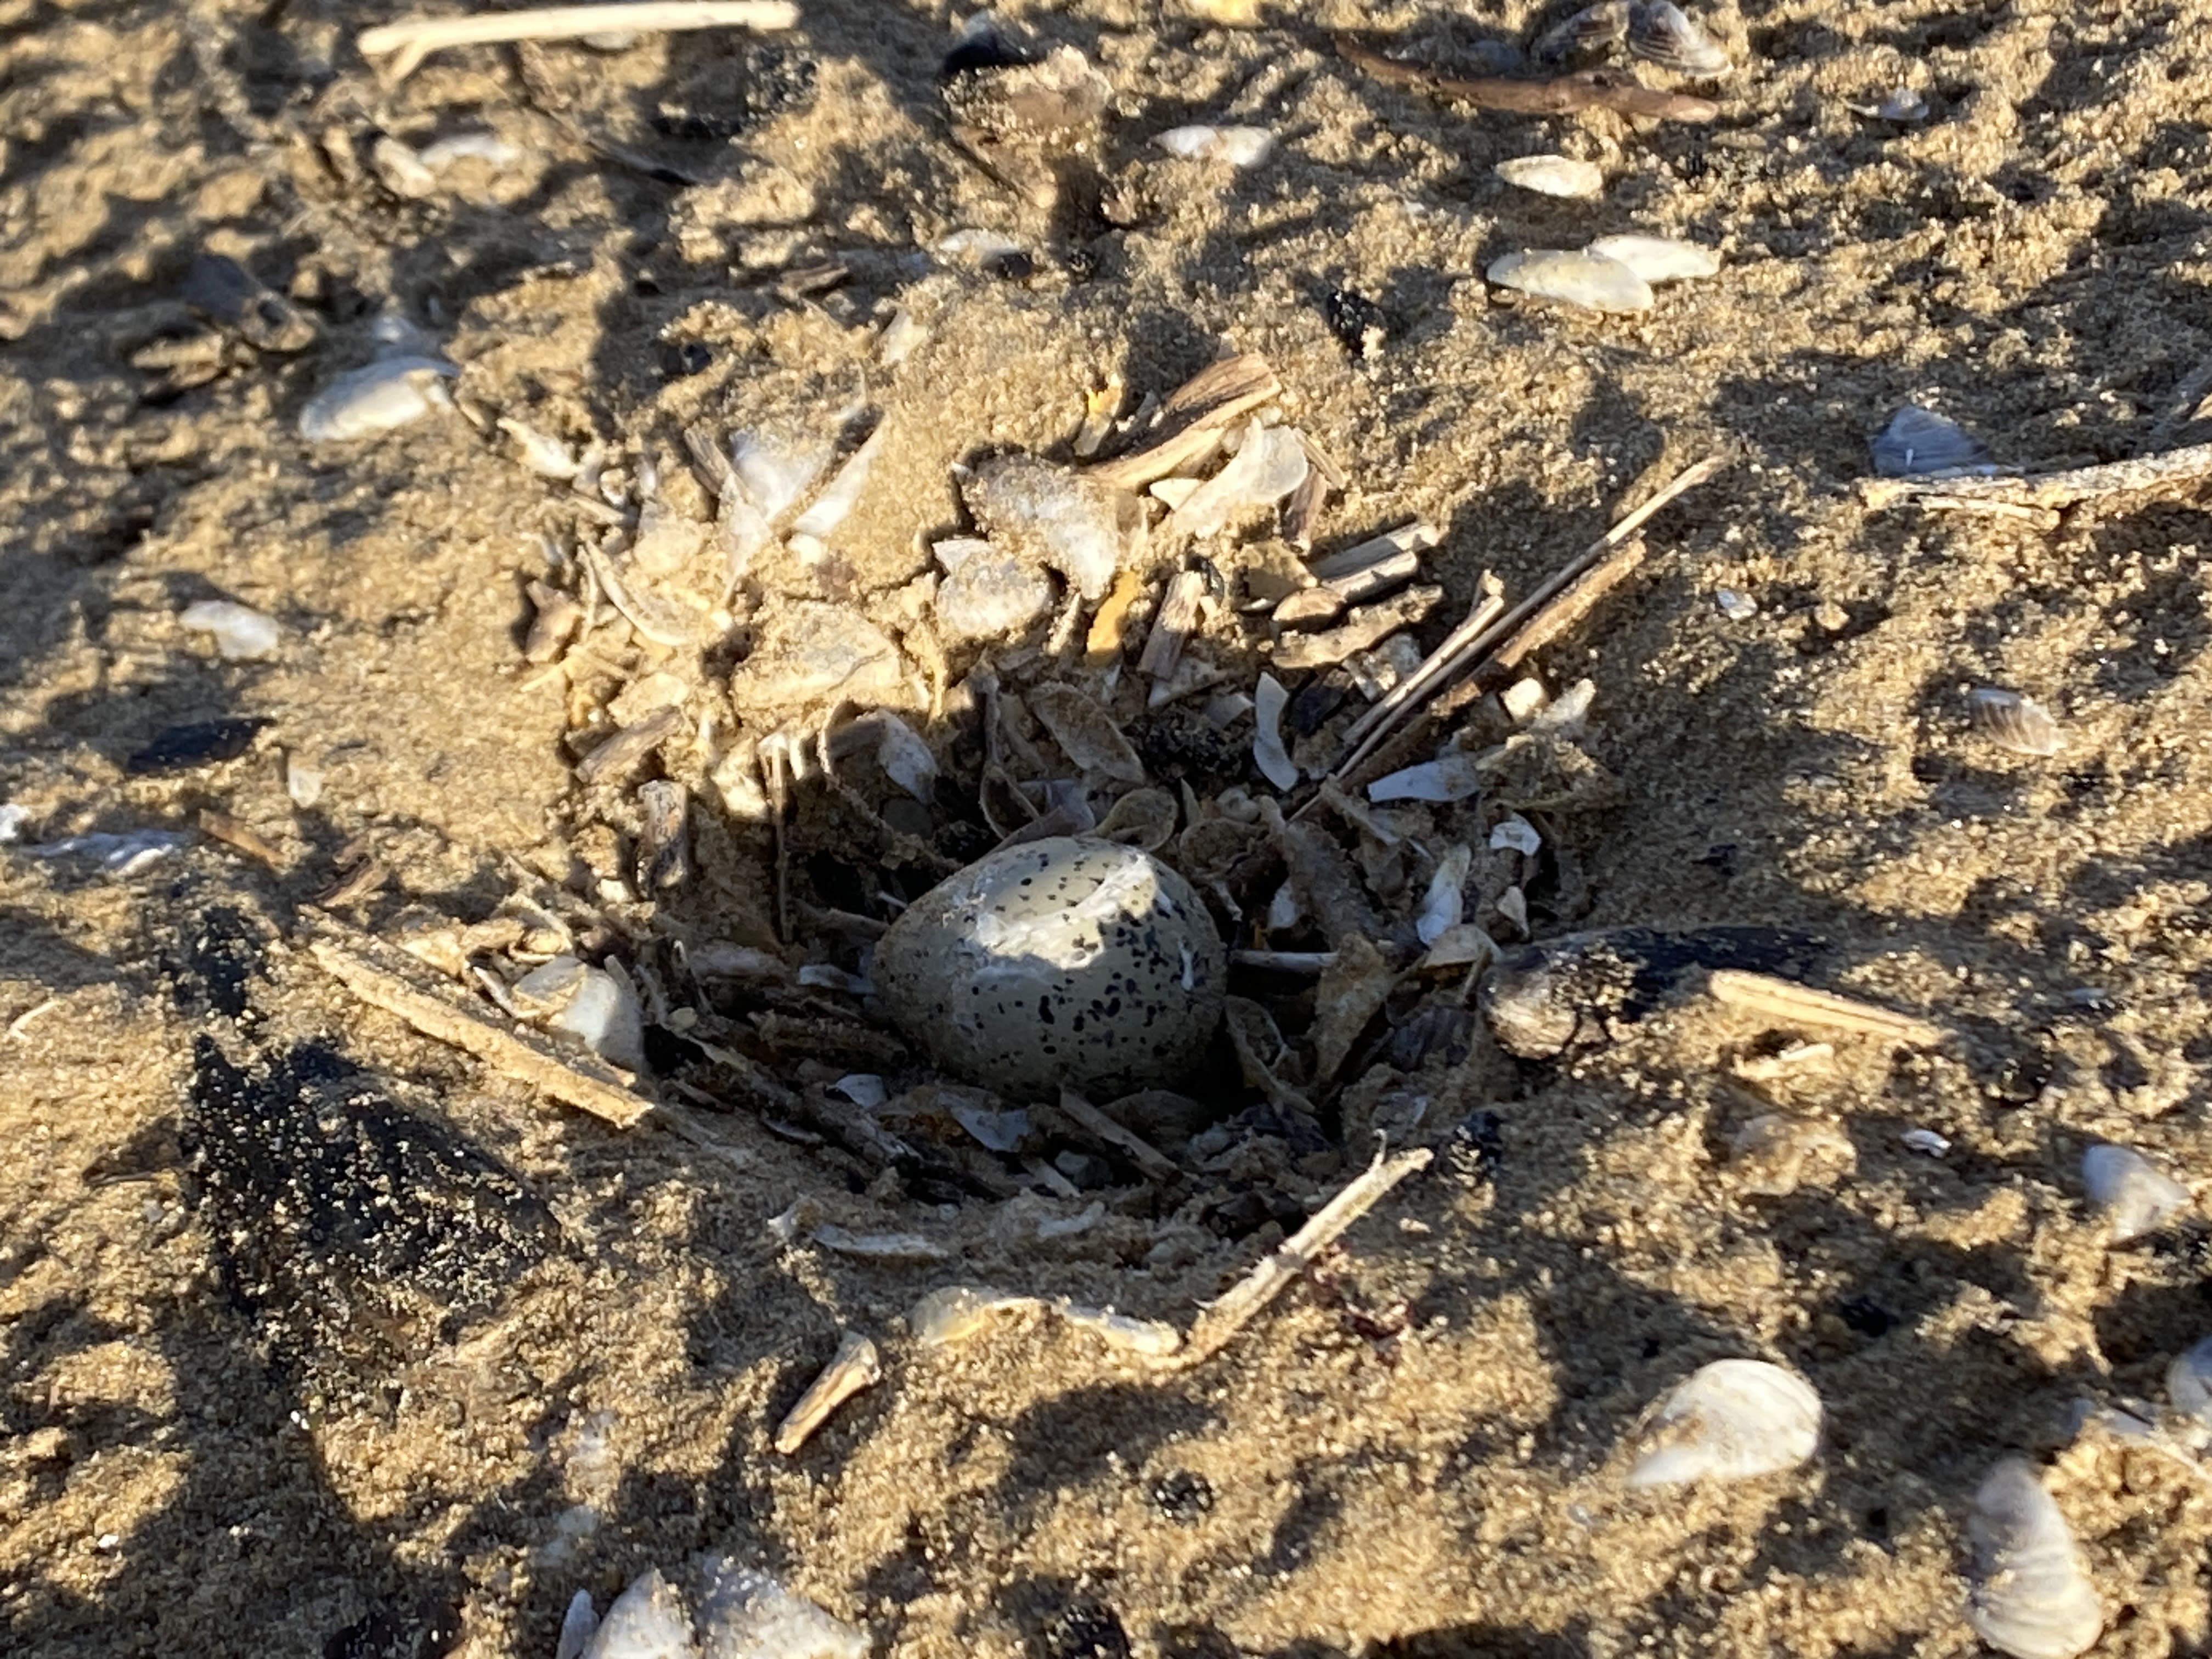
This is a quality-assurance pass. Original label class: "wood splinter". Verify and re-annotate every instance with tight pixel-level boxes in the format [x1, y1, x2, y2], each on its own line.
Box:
[1706, 969, 1950, 1047]
[1336, 38, 1720, 124]
[360, 1, 799, 81]
[774, 1333, 883, 1454]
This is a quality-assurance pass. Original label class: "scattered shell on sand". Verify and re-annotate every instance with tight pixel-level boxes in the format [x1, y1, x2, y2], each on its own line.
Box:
[574, 1558, 871, 1659]
[1252, 672, 1299, 791]
[1627, 0, 1732, 76]
[1966, 1459, 2103, 1659]
[297, 356, 456, 440]
[1584, 233, 1721, 283]
[962, 455, 1142, 600]
[1872, 405, 1990, 477]
[1496, 155, 1605, 199]
[1487, 250, 1654, 314]
[2081, 1142, 2190, 1242]
[1368, 750, 1483, 804]
[1848, 86, 1928, 121]
[178, 599, 280, 660]
[933, 538, 1056, 644]
[1626, 1359, 1821, 1487]
[1533, 1, 1630, 64]
[909, 1284, 1041, 1347]
[872, 837, 1227, 1100]
[1030, 684, 1145, 783]
[1154, 124, 1276, 166]
[1969, 687, 2065, 757]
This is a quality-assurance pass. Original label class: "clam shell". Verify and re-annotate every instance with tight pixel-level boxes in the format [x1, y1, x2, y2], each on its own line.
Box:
[933, 539, 1055, 644]
[1094, 787, 1178, 851]
[1626, 1359, 1821, 1487]
[1627, 0, 1731, 76]
[2081, 1142, 2190, 1242]
[1969, 687, 2064, 757]
[1584, 234, 1721, 283]
[1966, 1459, 2103, 1659]
[1496, 155, 1605, 200]
[297, 356, 455, 441]
[2166, 1335, 2212, 1423]
[1487, 250, 1654, 314]
[1872, 405, 1989, 477]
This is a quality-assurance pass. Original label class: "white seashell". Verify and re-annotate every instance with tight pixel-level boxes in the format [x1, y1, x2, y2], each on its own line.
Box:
[1054, 1300, 1182, 1356]
[1253, 672, 1299, 791]
[1154, 124, 1276, 167]
[1901, 1127, 1950, 1155]
[933, 227, 1026, 265]
[933, 541, 1056, 644]
[1848, 86, 1928, 121]
[1499, 678, 1548, 721]
[297, 356, 455, 441]
[371, 136, 440, 199]
[2081, 1143, 2190, 1242]
[950, 1101, 1030, 1153]
[1529, 677, 1596, 734]
[1417, 923, 1497, 972]
[795, 964, 871, 995]
[790, 424, 885, 544]
[1487, 250, 1653, 314]
[1872, 405, 1989, 477]
[25, 829, 189, 873]
[828, 1074, 887, 1108]
[837, 710, 938, 802]
[910, 1284, 1042, 1346]
[1164, 420, 1308, 541]
[1627, 0, 1731, 76]
[1489, 814, 1542, 856]
[963, 456, 1141, 601]
[1969, 688, 2064, 757]
[1625, 1359, 1821, 1487]
[1367, 751, 1483, 803]
[0, 803, 27, 844]
[695, 1559, 870, 1659]
[517, 958, 647, 1074]
[812, 1224, 947, 1263]
[416, 131, 522, 170]
[556, 1590, 601, 1659]
[731, 431, 834, 521]
[1533, 1, 1629, 64]
[1714, 588, 1757, 620]
[498, 416, 579, 478]
[727, 603, 907, 711]
[178, 599, 280, 661]
[1496, 155, 1605, 199]
[1417, 844, 1473, 946]
[1265, 882, 1301, 933]
[2167, 1335, 2212, 1423]
[1584, 234, 1720, 283]
[1966, 1459, 2103, 1659]
[580, 1570, 692, 1659]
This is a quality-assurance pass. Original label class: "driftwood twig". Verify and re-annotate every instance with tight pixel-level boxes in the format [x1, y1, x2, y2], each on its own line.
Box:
[361, 1, 798, 80]
[1706, 969, 1950, 1046]
[1336, 38, 1719, 123]
[1860, 439, 2212, 513]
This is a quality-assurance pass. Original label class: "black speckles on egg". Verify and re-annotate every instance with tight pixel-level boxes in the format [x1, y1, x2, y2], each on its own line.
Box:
[872, 837, 1227, 1100]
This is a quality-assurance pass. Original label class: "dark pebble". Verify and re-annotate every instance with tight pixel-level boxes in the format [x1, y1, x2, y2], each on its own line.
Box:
[127, 716, 269, 774]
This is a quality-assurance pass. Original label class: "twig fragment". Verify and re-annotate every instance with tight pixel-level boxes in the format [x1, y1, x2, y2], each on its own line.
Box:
[1166, 1147, 1431, 1367]
[773, 1333, 882, 1454]
[300, 910, 652, 1127]
[1705, 969, 1950, 1047]
[1336, 37, 1720, 123]
[1051, 1089, 1183, 1183]
[360, 1, 799, 80]
[1859, 438, 2212, 512]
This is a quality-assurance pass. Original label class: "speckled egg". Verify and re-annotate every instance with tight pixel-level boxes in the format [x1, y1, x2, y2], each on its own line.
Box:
[873, 837, 1226, 1102]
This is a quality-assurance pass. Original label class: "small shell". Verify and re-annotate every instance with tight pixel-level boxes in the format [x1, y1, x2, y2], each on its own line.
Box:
[2081, 1143, 2190, 1242]
[728, 603, 907, 712]
[1272, 584, 1445, 673]
[1627, 0, 1731, 76]
[910, 1284, 1042, 1346]
[812, 1224, 949, 1263]
[1872, 405, 1989, 477]
[1094, 787, 1178, 851]
[934, 540, 1056, 644]
[1031, 684, 1146, 783]
[1417, 844, 1472, 946]
[556, 1590, 600, 1659]
[1054, 1300, 1182, 1356]
[1164, 420, 1308, 541]
[1487, 250, 1654, 315]
[695, 1560, 871, 1659]
[1966, 1459, 2103, 1659]
[579, 1570, 691, 1659]
[1532, 0, 1629, 63]
[2168, 1335, 2212, 1423]
[790, 422, 887, 543]
[1970, 688, 2065, 757]
[1848, 86, 1928, 121]
[1253, 672, 1299, 791]
[1626, 1359, 1821, 1487]
[1138, 568, 1207, 681]
[178, 599, 280, 661]
[732, 429, 835, 520]
[1496, 155, 1605, 200]
[1584, 234, 1722, 283]
[963, 455, 1142, 600]
[1307, 521, 1435, 602]
[1489, 814, 1542, 856]
[297, 356, 455, 441]
[1154, 124, 1276, 167]
[1367, 751, 1483, 803]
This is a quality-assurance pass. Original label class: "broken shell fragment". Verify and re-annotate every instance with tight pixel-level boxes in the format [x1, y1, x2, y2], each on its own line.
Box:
[297, 356, 456, 441]
[773, 1332, 882, 1454]
[1487, 250, 1654, 314]
[1164, 420, 1309, 541]
[1252, 672, 1299, 791]
[934, 538, 1057, 644]
[1533, 1, 1629, 64]
[1966, 1458, 2103, 1659]
[1969, 688, 2065, 757]
[1154, 124, 1276, 167]
[1031, 684, 1146, 783]
[2081, 1143, 2190, 1242]
[910, 1284, 1043, 1347]
[1584, 234, 1721, 283]
[1367, 750, 1483, 804]
[1626, 1359, 1821, 1487]
[1496, 155, 1604, 199]
[1627, 0, 1732, 76]
[1272, 584, 1444, 672]
[179, 599, 281, 661]
[1417, 845, 1473, 946]
[1094, 788, 1178, 851]
[1872, 405, 1989, 477]
[1054, 1300, 1182, 1356]
[695, 1561, 870, 1659]
[873, 837, 1227, 1100]
[579, 1569, 691, 1659]
[963, 456, 1142, 600]
[728, 604, 907, 712]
